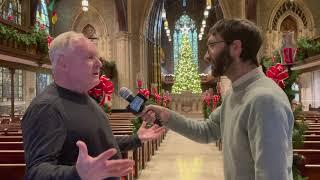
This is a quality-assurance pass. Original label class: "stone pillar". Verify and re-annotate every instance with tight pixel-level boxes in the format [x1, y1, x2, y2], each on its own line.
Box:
[9, 68, 15, 120]
[24, 71, 36, 110]
[113, 31, 132, 109]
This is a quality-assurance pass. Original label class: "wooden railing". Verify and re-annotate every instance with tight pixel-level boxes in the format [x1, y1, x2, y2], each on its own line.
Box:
[0, 20, 50, 69]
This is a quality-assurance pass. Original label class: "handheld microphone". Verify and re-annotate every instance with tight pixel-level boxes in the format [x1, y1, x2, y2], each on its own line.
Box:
[119, 87, 162, 126]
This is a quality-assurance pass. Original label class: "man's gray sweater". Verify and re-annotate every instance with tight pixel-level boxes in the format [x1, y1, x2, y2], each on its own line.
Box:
[165, 67, 293, 180]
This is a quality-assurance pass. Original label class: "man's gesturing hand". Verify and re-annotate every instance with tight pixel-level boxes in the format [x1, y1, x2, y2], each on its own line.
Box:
[76, 141, 134, 180]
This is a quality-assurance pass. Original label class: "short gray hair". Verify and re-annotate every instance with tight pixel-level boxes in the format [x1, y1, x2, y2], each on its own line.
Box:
[49, 31, 86, 69]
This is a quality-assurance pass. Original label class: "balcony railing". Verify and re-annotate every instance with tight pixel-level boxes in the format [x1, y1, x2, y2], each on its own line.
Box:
[0, 20, 50, 66]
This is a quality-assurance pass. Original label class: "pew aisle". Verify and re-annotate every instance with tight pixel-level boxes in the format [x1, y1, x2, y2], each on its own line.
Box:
[137, 130, 224, 180]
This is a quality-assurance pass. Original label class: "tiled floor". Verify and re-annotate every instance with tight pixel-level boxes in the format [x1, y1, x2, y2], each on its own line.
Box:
[137, 130, 224, 180]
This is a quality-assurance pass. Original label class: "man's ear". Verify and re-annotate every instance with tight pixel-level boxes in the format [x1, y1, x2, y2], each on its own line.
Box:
[229, 40, 242, 58]
[55, 55, 68, 71]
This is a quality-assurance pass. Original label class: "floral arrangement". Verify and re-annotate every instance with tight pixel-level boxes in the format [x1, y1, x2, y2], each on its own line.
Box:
[202, 82, 221, 119]
[88, 75, 114, 113]
[131, 80, 171, 133]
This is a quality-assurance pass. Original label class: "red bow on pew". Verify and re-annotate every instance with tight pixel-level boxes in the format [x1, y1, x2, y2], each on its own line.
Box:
[88, 75, 114, 106]
[266, 63, 289, 89]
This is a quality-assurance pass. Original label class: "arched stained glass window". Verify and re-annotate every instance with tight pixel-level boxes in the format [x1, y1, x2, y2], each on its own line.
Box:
[0, 67, 24, 102]
[173, 14, 198, 72]
[36, 0, 50, 33]
[0, 0, 22, 25]
[36, 73, 52, 95]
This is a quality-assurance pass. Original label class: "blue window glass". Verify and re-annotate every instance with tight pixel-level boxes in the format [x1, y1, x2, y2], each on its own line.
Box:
[36, 73, 52, 95]
[0, 0, 22, 25]
[173, 14, 198, 72]
[36, 0, 50, 34]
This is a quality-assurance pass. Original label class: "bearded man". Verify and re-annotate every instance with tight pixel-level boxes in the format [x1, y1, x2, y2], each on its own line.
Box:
[140, 19, 294, 180]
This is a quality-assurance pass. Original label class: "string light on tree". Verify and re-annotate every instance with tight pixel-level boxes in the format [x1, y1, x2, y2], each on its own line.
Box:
[172, 35, 202, 94]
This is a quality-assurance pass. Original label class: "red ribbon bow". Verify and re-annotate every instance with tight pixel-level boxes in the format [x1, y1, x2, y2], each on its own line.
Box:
[88, 75, 114, 106]
[138, 88, 150, 99]
[266, 63, 289, 89]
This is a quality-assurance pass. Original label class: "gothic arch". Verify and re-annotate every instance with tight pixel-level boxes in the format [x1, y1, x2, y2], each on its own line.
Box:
[69, 5, 110, 59]
[268, 0, 314, 34]
[70, 6, 108, 37]
[263, 0, 315, 56]
[140, 0, 227, 36]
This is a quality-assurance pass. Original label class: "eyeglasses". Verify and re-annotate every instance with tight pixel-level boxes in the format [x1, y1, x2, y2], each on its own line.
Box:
[207, 40, 225, 47]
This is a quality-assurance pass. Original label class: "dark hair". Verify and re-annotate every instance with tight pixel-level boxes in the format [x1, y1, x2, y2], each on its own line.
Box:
[208, 19, 262, 66]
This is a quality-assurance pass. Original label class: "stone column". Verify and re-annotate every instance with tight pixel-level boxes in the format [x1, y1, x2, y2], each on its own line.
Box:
[24, 71, 36, 110]
[9, 68, 15, 120]
[113, 31, 132, 109]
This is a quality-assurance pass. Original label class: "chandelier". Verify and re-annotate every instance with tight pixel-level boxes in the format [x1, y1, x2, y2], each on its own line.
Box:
[82, 0, 89, 12]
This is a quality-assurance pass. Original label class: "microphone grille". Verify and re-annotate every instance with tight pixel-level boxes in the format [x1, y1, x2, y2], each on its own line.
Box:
[119, 87, 132, 99]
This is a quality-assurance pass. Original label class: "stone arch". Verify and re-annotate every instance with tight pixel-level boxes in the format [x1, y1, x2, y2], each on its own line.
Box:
[264, 0, 315, 56]
[140, 0, 228, 36]
[268, 0, 314, 34]
[69, 5, 110, 60]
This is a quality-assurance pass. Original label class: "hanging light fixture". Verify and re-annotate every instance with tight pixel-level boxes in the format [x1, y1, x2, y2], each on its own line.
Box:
[161, 2, 166, 20]
[206, 0, 212, 10]
[166, 29, 170, 35]
[164, 20, 169, 30]
[199, 34, 203, 40]
[82, 0, 89, 12]
[200, 27, 204, 33]
[204, 10, 209, 18]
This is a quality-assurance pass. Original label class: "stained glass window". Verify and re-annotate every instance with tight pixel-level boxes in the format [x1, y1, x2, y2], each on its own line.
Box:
[0, 67, 24, 102]
[0, 0, 22, 25]
[36, 73, 52, 95]
[182, 0, 187, 7]
[173, 14, 198, 72]
[36, 0, 50, 33]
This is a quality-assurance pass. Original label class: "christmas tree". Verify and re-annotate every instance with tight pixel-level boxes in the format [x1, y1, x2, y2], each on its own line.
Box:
[172, 35, 202, 93]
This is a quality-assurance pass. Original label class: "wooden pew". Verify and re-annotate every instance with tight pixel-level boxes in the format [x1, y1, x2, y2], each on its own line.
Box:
[0, 136, 23, 142]
[294, 150, 320, 164]
[304, 135, 320, 141]
[0, 164, 25, 180]
[0, 150, 25, 164]
[305, 131, 320, 135]
[0, 142, 23, 150]
[304, 165, 320, 180]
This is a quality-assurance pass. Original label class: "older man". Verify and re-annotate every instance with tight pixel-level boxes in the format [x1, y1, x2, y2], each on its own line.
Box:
[142, 19, 294, 180]
[22, 31, 164, 180]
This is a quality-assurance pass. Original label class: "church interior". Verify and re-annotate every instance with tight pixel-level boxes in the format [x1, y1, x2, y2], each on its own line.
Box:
[0, 0, 320, 179]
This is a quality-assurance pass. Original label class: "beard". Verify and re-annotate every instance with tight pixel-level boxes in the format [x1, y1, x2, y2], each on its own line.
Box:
[211, 46, 234, 77]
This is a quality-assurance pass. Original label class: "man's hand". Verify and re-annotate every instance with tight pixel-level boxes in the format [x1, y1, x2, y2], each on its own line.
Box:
[76, 141, 134, 180]
[137, 121, 166, 143]
[140, 105, 171, 125]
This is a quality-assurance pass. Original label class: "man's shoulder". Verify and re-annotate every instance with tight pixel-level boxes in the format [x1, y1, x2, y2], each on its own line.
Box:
[26, 84, 61, 114]
[245, 78, 290, 106]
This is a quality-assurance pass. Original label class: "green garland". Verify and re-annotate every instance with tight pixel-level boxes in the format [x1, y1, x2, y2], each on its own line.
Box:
[0, 23, 49, 54]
